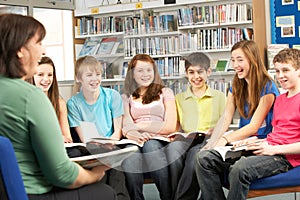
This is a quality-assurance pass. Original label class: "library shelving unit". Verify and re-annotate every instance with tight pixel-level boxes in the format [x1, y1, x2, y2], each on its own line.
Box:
[73, 0, 267, 95]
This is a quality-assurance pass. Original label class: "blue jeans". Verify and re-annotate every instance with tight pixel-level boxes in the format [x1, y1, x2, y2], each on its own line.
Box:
[165, 139, 191, 199]
[195, 149, 292, 200]
[122, 140, 172, 200]
[174, 143, 205, 200]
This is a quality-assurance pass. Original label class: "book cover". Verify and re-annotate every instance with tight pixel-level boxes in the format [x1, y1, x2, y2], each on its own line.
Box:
[78, 40, 100, 57]
[163, 14, 175, 32]
[215, 59, 230, 72]
[242, 28, 254, 40]
[96, 37, 118, 55]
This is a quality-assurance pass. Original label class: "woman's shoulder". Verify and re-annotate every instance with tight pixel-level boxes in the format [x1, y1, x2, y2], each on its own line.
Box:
[15, 79, 46, 98]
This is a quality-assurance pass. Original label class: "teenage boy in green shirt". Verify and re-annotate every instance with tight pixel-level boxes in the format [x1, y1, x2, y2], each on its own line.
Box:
[171, 52, 226, 200]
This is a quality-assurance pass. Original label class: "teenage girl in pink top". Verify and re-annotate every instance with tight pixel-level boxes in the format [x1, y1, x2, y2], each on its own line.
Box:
[121, 54, 177, 200]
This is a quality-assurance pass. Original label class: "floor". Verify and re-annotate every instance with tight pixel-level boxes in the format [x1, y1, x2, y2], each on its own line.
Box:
[143, 183, 300, 200]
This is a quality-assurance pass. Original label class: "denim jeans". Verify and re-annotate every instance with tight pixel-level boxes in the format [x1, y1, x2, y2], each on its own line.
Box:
[174, 143, 206, 200]
[100, 169, 130, 200]
[195, 149, 292, 200]
[165, 139, 191, 199]
[122, 140, 172, 200]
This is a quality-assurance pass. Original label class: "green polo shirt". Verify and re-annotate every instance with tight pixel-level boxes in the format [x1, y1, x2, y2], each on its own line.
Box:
[0, 76, 78, 194]
[175, 86, 225, 133]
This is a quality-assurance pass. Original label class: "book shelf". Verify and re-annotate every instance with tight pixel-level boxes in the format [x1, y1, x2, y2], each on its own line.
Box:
[73, 0, 267, 95]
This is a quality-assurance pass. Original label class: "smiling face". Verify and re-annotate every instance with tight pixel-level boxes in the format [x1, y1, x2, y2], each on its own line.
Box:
[231, 48, 250, 82]
[133, 60, 154, 89]
[19, 33, 45, 79]
[274, 62, 300, 92]
[79, 67, 102, 93]
[33, 63, 54, 94]
[186, 65, 211, 90]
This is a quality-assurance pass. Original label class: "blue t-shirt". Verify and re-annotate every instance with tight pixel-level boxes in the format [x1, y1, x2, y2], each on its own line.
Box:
[230, 81, 279, 138]
[67, 86, 124, 137]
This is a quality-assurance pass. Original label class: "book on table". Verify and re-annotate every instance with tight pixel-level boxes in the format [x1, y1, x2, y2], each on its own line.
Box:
[65, 142, 138, 168]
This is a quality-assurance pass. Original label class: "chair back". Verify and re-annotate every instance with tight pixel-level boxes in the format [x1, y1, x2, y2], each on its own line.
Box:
[0, 136, 28, 200]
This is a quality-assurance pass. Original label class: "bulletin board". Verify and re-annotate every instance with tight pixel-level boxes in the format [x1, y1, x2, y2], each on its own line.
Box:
[270, 0, 300, 48]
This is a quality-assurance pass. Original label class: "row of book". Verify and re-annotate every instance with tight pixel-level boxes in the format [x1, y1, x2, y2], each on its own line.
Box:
[207, 78, 232, 95]
[100, 56, 184, 81]
[124, 11, 176, 35]
[124, 36, 180, 57]
[177, 3, 252, 26]
[76, 12, 176, 36]
[80, 26, 253, 58]
[154, 56, 184, 77]
[179, 27, 253, 52]
[76, 16, 124, 36]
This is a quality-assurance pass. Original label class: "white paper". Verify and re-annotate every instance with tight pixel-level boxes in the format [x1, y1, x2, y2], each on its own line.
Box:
[80, 121, 104, 142]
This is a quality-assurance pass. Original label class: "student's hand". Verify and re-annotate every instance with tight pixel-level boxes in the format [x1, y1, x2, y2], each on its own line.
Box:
[126, 130, 149, 145]
[90, 165, 111, 182]
[232, 136, 258, 148]
[247, 141, 276, 155]
[63, 136, 73, 143]
[139, 132, 152, 142]
[206, 128, 214, 136]
[110, 134, 121, 140]
[214, 137, 228, 147]
[201, 139, 216, 150]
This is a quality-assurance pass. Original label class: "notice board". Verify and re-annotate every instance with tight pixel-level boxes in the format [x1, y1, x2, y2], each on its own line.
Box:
[270, 0, 300, 48]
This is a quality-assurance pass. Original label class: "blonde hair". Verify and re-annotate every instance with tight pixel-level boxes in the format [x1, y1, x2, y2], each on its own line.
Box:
[73, 56, 102, 93]
[75, 56, 102, 80]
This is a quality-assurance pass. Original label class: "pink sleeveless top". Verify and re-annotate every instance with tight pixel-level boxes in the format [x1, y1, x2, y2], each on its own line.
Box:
[129, 88, 175, 123]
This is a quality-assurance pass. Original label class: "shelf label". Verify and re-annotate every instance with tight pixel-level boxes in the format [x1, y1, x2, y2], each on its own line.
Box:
[90, 7, 99, 14]
[135, 2, 143, 9]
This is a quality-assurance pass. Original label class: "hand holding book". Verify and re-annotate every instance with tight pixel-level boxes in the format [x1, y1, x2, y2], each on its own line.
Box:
[214, 137, 267, 161]
[230, 136, 266, 151]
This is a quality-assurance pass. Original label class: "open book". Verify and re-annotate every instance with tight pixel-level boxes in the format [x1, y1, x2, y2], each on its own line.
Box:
[214, 139, 265, 161]
[90, 136, 170, 147]
[167, 131, 207, 139]
[80, 121, 170, 147]
[213, 146, 244, 161]
[65, 143, 138, 168]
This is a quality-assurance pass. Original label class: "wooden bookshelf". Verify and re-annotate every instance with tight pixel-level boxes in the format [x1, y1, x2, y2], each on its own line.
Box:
[73, 0, 267, 93]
